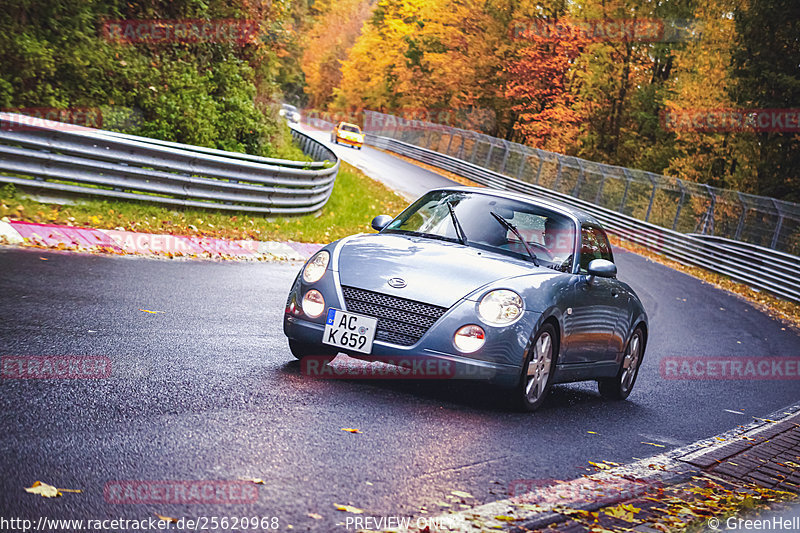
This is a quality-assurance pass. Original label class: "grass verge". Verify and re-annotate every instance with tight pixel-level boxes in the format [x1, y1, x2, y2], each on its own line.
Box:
[0, 162, 407, 244]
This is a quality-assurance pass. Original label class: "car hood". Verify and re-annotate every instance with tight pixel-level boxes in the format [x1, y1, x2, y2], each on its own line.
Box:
[335, 233, 550, 308]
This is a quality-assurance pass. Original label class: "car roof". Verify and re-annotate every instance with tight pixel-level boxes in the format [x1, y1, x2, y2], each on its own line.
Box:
[432, 186, 602, 226]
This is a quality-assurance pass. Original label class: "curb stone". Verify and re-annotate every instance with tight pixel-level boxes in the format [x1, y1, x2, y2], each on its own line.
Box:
[398, 403, 800, 532]
[0, 219, 319, 261]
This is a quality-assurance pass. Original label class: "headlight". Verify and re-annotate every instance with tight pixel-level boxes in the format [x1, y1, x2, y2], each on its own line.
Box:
[302, 250, 330, 283]
[292, 112, 301, 121]
[454, 325, 485, 353]
[478, 289, 523, 325]
[302, 290, 325, 318]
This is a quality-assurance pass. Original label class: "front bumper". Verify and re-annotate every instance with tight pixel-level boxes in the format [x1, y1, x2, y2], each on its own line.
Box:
[283, 273, 534, 387]
[335, 135, 363, 147]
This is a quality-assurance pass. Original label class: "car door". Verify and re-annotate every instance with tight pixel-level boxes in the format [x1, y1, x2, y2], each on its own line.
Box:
[567, 225, 627, 363]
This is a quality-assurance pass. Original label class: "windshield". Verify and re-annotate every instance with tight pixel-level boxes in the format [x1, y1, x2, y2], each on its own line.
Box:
[283, 104, 298, 112]
[385, 190, 576, 271]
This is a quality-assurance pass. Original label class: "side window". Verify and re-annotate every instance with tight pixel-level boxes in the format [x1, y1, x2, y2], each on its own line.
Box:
[579, 225, 613, 272]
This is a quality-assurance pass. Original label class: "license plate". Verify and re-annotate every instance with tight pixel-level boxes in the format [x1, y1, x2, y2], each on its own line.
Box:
[323, 308, 378, 354]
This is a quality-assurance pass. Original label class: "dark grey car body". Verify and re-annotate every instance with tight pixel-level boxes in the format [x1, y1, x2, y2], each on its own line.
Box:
[284, 187, 648, 394]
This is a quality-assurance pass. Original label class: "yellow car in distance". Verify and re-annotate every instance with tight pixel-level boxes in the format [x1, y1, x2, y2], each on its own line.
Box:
[331, 122, 364, 150]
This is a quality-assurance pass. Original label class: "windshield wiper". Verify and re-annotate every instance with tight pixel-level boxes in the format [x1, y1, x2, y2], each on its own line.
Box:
[447, 202, 468, 246]
[490, 211, 539, 267]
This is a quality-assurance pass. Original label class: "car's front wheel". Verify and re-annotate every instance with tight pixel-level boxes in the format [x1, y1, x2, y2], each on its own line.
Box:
[516, 323, 558, 412]
[598, 326, 645, 400]
[288, 339, 337, 364]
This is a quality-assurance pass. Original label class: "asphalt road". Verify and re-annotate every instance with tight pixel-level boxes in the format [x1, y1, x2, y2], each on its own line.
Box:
[298, 123, 456, 200]
[1, 136, 799, 531]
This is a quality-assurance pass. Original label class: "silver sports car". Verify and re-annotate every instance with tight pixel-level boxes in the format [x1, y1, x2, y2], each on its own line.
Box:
[283, 187, 648, 411]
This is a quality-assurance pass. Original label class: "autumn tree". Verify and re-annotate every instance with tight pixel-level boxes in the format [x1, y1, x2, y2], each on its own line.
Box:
[505, 19, 586, 154]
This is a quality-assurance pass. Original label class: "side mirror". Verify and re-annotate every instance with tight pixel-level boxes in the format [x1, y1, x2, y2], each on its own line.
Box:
[371, 215, 393, 232]
[587, 258, 617, 278]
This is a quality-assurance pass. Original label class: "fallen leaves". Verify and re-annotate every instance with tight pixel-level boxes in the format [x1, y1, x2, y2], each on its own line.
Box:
[450, 490, 473, 499]
[139, 309, 162, 314]
[307, 513, 323, 520]
[241, 478, 265, 485]
[603, 502, 641, 522]
[641, 442, 666, 447]
[24, 481, 81, 498]
[333, 503, 363, 514]
[341, 428, 361, 434]
[155, 514, 177, 523]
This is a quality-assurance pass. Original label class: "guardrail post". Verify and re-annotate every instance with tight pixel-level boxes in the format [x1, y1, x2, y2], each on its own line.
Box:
[594, 168, 607, 204]
[516, 150, 527, 179]
[699, 185, 716, 235]
[484, 143, 494, 168]
[445, 133, 455, 155]
[734, 192, 747, 241]
[771, 199, 784, 250]
[672, 179, 686, 230]
[534, 151, 544, 185]
[554, 157, 563, 191]
[500, 142, 510, 175]
[644, 174, 657, 222]
[620, 169, 633, 212]
[572, 160, 584, 196]
[470, 136, 479, 163]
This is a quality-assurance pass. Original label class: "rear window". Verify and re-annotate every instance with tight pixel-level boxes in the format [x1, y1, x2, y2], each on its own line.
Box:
[340, 124, 361, 133]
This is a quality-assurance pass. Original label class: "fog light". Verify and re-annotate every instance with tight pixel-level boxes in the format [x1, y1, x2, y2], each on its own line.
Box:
[302, 290, 325, 318]
[454, 325, 485, 353]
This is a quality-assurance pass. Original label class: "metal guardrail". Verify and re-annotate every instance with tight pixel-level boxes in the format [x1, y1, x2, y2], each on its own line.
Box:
[0, 113, 339, 215]
[365, 133, 800, 303]
[364, 110, 800, 256]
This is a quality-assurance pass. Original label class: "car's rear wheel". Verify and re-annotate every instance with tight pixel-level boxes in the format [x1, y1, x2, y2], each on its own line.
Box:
[288, 339, 337, 364]
[598, 326, 645, 400]
[516, 323, 558, 412]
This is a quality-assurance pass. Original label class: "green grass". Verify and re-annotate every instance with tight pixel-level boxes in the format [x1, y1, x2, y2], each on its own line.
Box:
[0, 162, 407, 243]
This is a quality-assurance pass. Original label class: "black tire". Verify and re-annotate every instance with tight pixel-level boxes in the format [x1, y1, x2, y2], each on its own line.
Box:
[288, 339, 337, 363]
[515, 323, 559, 412]
[598, 326, 645, 400]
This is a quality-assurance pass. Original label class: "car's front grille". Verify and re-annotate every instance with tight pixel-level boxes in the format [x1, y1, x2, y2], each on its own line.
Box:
[341, 286, 448, 346]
